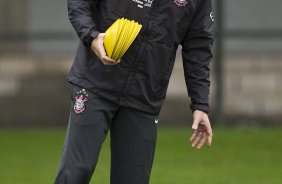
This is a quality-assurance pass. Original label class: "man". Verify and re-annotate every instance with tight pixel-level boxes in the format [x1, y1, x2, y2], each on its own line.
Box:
[54, 0, 214, 183]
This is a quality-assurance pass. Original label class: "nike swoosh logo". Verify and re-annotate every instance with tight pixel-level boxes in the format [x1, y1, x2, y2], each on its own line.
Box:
[155, 119, 159, 124]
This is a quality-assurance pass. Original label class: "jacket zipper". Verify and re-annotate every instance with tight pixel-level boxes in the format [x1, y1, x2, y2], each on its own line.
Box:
[143, 0, 159, 36]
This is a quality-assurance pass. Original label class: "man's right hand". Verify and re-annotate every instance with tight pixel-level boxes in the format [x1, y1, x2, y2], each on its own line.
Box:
[91, 33, 120, 65]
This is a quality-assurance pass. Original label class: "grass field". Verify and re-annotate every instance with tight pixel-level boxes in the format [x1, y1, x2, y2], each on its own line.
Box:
[0, 127, 282, 184]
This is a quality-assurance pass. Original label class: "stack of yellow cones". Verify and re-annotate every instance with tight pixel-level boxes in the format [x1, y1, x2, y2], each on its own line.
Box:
[104, 18, 142, 61]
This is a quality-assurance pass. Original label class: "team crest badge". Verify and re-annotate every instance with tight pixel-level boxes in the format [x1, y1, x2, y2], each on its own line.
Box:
[74, 89, 89, 114]
[173, 0, 188, 7]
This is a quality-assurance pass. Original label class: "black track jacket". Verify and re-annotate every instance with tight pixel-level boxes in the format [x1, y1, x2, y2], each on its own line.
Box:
[67, 0, 214, 115]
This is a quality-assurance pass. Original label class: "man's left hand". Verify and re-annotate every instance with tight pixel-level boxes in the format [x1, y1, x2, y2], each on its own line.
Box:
[189, 110, 213, 149]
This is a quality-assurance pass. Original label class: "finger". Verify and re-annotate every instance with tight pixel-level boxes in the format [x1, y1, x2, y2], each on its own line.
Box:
[207, 130, 213, 147]
[192, 119, 200, 131]
[101, 56, 117, 65]
[192, 132, 202, 148]
[205, 120, 213, 147]
[189, 130, 197, 143]
[102, 55, 116, 62]
[100, 57, 114, 65]
[102, 59, 117, 65]
[196, 132, 207, 149]
[108, 58, 117, 63]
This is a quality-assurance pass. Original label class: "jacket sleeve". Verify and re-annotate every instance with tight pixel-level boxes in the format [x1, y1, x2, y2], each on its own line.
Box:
[180, 0, 214, 113]
[67, 0, 101, 47]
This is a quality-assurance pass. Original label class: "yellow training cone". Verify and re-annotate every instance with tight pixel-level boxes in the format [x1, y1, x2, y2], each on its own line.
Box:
[104, 18, 142, 61]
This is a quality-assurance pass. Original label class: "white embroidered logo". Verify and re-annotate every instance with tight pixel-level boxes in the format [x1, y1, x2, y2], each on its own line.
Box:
[73, 89, 89, 114]
[155, 119, 159, 124]
[132, 0, 153, 9]
[210, 12, 214, 22]
[173, 0, 188, 7]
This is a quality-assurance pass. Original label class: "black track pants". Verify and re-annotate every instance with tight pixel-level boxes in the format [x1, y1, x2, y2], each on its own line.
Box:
[54, 84, 158, 184]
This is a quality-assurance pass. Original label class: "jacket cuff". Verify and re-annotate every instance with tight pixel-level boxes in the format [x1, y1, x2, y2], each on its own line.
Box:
[190, 103, 210, 114]
[85, 31, 100, 48]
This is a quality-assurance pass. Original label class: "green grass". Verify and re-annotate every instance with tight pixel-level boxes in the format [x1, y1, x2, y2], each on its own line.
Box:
[0, 127, 282, 184]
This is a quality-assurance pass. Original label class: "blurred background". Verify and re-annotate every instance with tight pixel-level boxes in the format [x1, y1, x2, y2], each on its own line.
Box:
[1, 0, 282, 127]
[0, 0, 282, 184]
